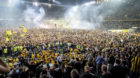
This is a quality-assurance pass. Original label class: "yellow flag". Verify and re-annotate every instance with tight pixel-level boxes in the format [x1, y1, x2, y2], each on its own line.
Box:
[13, 31, 17, 34]
[20, 25, 24, 28]
[6, 37, 9, 41]
[6, 30, 12, 36]
[9, 63, 13, 68]
[45, 55, 47, 60]
[32, 54, 35, 58]
[52, 60, 55, 64]
[70, 48, 73, 52]
[124, 29, 129, 33]
[37, 54, 40, 58]
[34, 60, 37, 64]
[55, 53, 58, 56]
[23, 28, 27, 33]
[135, 37, 137, 40]
[21, 34, 24, 37]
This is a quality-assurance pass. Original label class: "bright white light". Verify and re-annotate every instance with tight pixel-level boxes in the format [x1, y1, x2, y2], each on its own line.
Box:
[9, 0, 12, 4]
[110, 0, 123, 3]
[33, 2, 39, 6]
[72, 6, 78, 11]
[48, 4, 52, 8]
[8, 0, 20, 7]
[8, 0, 13, 7]
[52, 0, 55, 2]
[84, 1, 95, 6]
[105, 0, 110, 1]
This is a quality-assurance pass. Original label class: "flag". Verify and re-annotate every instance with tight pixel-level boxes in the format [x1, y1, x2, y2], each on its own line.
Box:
[20, 25, 24, 28]
[21, 34, 24, 37]
[23, 28, 27, 33]
[6, 30, 12, 36]
[6, 38, 9, 42]
[135, 36, 137, 40]
[13, 31, 17, 34]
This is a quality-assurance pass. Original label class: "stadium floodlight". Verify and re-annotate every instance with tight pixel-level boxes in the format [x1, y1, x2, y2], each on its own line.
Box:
[33, 2, 39, 6]
[48, 4, 52, 8]
[8, 0, 13, 7]
[8, 0, 12, 4]
[8, 0, 20, 7]
[52, 0, 56, 2]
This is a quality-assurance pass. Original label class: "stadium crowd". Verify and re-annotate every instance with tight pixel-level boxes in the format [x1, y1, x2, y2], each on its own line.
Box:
[0, 29, 140, 78]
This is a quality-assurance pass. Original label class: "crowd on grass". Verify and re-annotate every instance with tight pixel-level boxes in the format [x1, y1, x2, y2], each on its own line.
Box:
[0, 29, 140, 78]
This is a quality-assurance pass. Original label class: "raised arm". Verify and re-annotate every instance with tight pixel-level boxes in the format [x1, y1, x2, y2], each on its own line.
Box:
[35, 61, 43, 67]
[0, 58, 10, 74]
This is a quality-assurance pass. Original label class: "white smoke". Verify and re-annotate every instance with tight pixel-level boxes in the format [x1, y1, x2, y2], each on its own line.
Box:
[65, 0, 125, 29]
[24, 7, 45, 23]
[53, 0, 62, 5]
[0, 0, 47, 28]
[8, 0, 20, 7]
[24, 6, 46, 28]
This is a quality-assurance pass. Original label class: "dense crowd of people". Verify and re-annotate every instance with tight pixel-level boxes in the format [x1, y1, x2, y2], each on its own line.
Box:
[0, 29, 140, 78]
[103, 21, 140, 29]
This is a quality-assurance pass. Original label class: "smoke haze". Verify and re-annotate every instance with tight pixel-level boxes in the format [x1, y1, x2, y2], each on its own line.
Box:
[64, 0, 125, 29]
[0, 0, 139, 29]
[0, 0, 47, 28]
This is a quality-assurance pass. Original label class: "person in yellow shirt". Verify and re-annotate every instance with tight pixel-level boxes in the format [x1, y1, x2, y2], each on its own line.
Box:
[45, 55, 47, 60]
[9, 62, 13, 68]
[19, 46, 23, 51]
[15, 58, 19, 62]
[70, 48, 73, 52]
[34, 60, 37, 64]
[55, 53, 58, 58]
[40, 55, 43, 59]
[8, 57, 12, 62]
[4, 47, 8, 57]
[32, 54, 35, 59]
[37, 53, 40, 58]
[130, 52, 140, 78]
[52, 60, 55, 65]
[13, 58, 16, 63]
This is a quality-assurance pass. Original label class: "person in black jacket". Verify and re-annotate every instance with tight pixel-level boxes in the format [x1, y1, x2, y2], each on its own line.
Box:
[71, 69, 79, 78]
[50, 64, 63, 78]
[23, 60, 43, 73]
[0, 46, 3, 57]
[81, 66, 97, 78]
[101, 64, 111, 78]
[64, 63, 73, 78]
[74, 58, 81, 73]
[111, 59, 129, 78]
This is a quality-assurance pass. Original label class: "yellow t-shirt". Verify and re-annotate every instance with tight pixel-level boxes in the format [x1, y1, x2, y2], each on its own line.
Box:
[37, 54, 40, 58]
[16, 58, 19, 61]
[4, 49, 7, 54]
[9, 63, 13, 68]
[32, 54, 35, 59]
